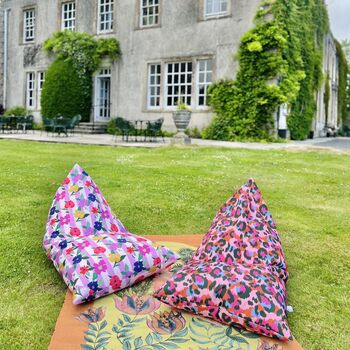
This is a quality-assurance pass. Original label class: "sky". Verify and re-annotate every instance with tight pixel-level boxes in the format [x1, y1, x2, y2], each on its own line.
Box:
[325, 0, 350, 41]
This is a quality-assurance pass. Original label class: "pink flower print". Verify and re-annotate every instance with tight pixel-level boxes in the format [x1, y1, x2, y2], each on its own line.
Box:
[93, 260, 107, 274]
[55, 191, 66, 201]
[85, 180, 92, 187]
[139, 245, 151, 256]
[63, 177, 70, 185]
[64, 200, 75, 209]
[59, 214, 70, 226]
[70, 227, 81, 237]
[101, 210, 110, 219]
[76, 240, 90, 250]
[92, 207, 99, 214]
[111, 224, 119, 233]
[94, 246, 106, 254]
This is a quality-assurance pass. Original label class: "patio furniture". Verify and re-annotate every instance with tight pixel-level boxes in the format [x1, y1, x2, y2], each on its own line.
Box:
[53, 117, 71, 136]
[42, 117, 56, 135]
[0, 116, 7, 133]
[114, 117, 135, 142]
[145, 118, 164, 142]
[17, 115, 34, 133]
[64, 115, 81, 135]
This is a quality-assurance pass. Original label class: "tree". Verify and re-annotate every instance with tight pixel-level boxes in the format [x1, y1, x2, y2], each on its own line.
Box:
[41, 31, 121, 121]
[41, 59, 92, 119]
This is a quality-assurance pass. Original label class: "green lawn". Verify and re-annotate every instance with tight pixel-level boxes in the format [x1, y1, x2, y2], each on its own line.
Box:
[0, 140, 349, 350]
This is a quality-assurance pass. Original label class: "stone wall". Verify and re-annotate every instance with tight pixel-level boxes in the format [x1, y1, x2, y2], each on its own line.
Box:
[3, 0, 261, 128]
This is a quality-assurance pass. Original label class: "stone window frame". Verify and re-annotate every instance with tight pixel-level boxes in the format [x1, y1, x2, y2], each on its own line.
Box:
[136, 0, 162, 30]
[23, 8, 36, 44]
[97, 0, 115, 34]
[144, 56, 215, 112]
[198, 0, 232, 21]
[61, 1, 76, 31]
[19, 5, 37, 45]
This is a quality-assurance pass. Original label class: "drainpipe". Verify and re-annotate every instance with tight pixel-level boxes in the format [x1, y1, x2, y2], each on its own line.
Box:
[3, 7, 10, 108]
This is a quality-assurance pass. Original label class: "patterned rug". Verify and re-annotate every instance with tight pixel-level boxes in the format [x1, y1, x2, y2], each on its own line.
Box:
[49, 235, 303, 350]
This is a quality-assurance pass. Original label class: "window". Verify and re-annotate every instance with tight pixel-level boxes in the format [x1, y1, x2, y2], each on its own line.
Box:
[37, 72, 45, 109]
[205, 0, 228, 17]
[196, 60, 212, 106]
[94, 68, 111, 121]
[26, 72, 35, 109]
[23, 9, 35, 43]
[140, 0, 159, 27]
[147, 64, 161, 108]
[61, 2, 76, 31]
[166, 62, 192, 107]
[98, 0, 114, 33]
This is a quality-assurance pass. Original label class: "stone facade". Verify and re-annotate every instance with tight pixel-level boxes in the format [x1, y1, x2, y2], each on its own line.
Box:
[313, 33, 339, 137]
[0, 0, 260, 130]
[0, 0, 342, 136]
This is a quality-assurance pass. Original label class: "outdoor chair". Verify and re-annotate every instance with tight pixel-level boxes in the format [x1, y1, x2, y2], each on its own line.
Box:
[145, 118, 164, 142]
[114, 117, 135, 142]
[42, 117, 56, 135]
[17, 115, 34, 133]
[53, 117, 72, 137]
[64, 115, 81, 135]
[0, 116, 7, 133]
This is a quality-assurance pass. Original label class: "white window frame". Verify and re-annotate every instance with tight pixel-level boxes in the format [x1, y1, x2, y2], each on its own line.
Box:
[23, 8, 35, 43]
[37, 72, 45, 110]
[26, 72, 36, 109]
[140, 0, 160, 28]
[147, 63, 161, 109]
[196, 59, 213, 108]
[165, 61, 193, 109]
[204, 0, 228, 18]
[98, 0, 114, 33]
[94, 68, 112, 122]
[61, 2, 76, 31]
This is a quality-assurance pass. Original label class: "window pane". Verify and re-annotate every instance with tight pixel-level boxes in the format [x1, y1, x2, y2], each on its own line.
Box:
[166, 61, 193, 107]
[147, 64, 161, 108]
[196, 59, 213, 106]
[140, 0, 160, 27]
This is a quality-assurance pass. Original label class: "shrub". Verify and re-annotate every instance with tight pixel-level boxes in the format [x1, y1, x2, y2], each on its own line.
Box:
[42, 31, 121, 122]
[41, 59, 92, 120]
[4, 106, 28, 117]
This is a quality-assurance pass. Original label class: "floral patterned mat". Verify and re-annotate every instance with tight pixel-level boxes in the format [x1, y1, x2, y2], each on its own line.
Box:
[49, 238, 302, 350]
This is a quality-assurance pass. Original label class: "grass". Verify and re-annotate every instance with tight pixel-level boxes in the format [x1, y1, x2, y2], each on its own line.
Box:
[0, 139, 349, 350]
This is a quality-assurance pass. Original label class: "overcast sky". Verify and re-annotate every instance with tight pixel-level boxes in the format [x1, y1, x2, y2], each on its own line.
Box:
[325, 0, 350, 40]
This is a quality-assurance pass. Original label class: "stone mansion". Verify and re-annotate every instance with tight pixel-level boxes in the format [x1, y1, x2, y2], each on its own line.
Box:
[0, 0, 341, 136]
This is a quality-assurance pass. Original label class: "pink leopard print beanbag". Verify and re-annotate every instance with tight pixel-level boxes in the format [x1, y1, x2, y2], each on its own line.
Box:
[154, 179, 292, 340]
[43, 164, 179, 304]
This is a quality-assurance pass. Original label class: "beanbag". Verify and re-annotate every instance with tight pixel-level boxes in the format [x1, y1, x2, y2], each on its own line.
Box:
[153, 178, 292, 340]
[43, 164, 179, 304]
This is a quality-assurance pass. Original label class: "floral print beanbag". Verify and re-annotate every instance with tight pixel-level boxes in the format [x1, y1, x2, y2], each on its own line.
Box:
[154, 178, 292, 340]
[43, 164, 179, 304]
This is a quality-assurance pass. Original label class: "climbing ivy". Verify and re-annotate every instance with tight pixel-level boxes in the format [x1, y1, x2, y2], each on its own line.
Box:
[204, 0, 344, 141]
[336, 40, 349, 125]
[41, 31, 121, 121]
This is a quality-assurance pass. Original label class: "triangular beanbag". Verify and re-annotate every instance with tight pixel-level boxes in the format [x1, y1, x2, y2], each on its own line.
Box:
[154, 179, 292, 340]
[43, 164, 179, 304]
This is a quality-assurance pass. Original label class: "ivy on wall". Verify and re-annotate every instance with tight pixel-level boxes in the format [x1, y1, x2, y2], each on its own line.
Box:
[41, 31, 121, 121]
[204, 0, 343, 141]
[336, 40, 349, 125]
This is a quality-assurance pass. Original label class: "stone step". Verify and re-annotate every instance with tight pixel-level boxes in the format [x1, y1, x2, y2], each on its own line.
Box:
[74, 122, 108, 134]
